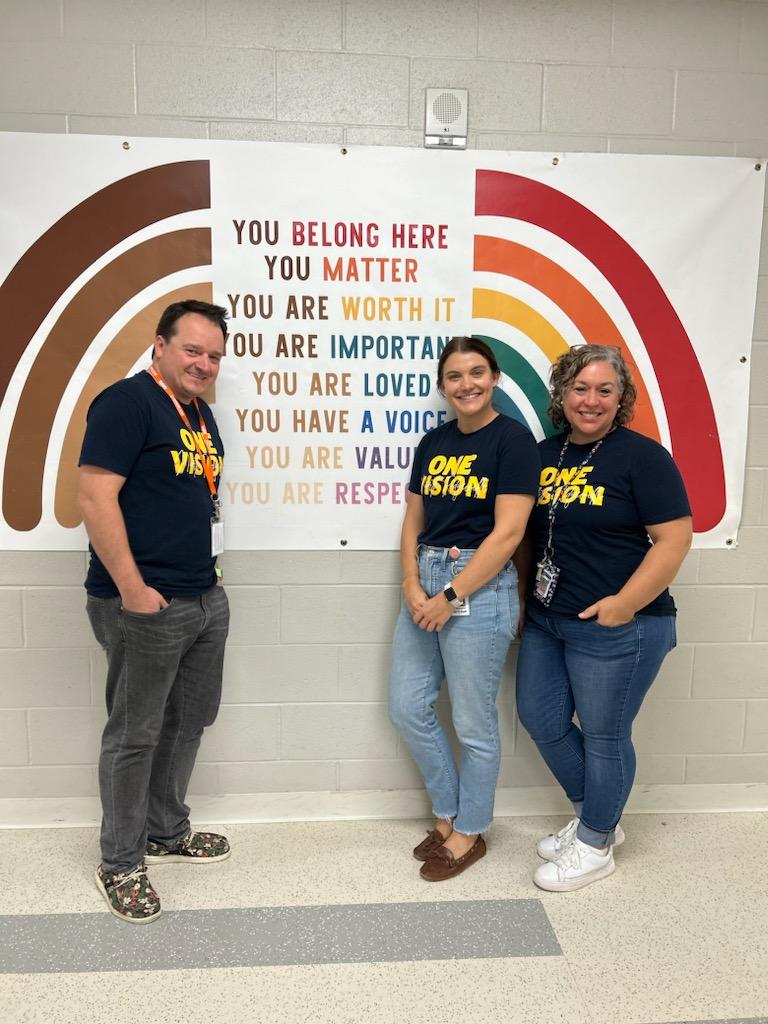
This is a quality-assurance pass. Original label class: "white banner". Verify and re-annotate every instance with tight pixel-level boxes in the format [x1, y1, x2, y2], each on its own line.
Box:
[0, 134, 764, 549]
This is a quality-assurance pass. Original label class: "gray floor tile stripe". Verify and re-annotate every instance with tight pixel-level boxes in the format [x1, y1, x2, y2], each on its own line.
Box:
[642, 1020, 768, 1024]
[1, 899, 559, 974]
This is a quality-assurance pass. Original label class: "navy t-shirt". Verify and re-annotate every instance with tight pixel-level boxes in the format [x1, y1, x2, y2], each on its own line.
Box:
[528, 426, 691, 616]
[80, 371, 224, 598]
[408, 414, 540, 549]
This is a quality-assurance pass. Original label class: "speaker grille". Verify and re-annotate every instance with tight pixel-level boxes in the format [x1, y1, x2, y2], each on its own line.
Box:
[432, 91, 463, 125]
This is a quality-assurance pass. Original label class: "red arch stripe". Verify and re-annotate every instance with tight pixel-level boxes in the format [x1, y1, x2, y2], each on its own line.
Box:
[476, 170, 723, 533]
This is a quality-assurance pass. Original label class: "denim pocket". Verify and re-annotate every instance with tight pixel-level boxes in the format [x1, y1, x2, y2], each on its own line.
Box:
[120, 600, 175, 619]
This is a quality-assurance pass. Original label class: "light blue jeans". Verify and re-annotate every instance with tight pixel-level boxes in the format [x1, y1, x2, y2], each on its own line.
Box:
[389, 546, 518, 835]
[516, 604, 676, 848]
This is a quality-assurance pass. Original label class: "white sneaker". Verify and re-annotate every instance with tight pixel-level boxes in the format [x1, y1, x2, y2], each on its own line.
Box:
[537, 818, 625, 862]
[534, 837, 616, 892]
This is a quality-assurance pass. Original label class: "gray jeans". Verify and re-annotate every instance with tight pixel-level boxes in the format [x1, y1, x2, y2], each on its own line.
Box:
[87, 586, 229, 874]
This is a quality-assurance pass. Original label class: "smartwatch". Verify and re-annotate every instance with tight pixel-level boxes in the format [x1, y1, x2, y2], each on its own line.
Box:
[443, 584, 464, 609]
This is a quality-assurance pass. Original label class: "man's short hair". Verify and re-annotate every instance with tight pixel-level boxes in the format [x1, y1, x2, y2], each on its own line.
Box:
[156, 300, 229, 343]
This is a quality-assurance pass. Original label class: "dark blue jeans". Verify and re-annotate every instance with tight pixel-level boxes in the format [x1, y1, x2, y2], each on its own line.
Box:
[516, 604, 676, 847]
[87, 587, 229, 874]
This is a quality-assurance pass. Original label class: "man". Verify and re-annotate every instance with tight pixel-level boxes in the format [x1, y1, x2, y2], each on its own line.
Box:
[78, 299, 230, 924]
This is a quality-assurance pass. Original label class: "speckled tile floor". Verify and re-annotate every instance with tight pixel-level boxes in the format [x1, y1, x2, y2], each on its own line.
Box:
[0, 813, 767, 1024]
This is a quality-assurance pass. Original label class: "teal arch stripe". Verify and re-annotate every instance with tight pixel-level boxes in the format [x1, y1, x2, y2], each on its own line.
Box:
[492, 386, 526, 426]
[478, 335, 556, 437]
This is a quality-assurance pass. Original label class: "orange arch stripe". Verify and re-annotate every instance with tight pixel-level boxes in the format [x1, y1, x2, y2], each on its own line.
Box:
[474, 236, 660, 441]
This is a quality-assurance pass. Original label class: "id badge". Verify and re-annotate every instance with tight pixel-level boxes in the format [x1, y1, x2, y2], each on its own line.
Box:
[534, 558, 560, 606]
[451, 597, 470, 617]
[211, 519, 225, 557]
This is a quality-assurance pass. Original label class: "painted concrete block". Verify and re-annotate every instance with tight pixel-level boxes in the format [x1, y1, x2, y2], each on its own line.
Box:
[634, 698, 744, 753]
[0, 764, 98, 797]
[281, 585, 400, 644]
[744, 700, 768, 752]
[277, 52, 408, 125]
[65, 0, 205, 41]
[0, 710, 29, 766]
[137, 44, 274, 119]
[338, 644, 390, 702]
[28, 706, 105, 764]
[222, 644, 338, 703]
[219, 550, 341, 585]
[210, 121, 343, 144]
[207, 0, 342, 50]
[347, 0, 478, 57]
[70, 115, 208, 138]
[0, 592, 23, 649]
[479, 0, 611, 63]
[217, 760, 338, 793]
[692, 643, 768, 700]
[613, 0, 739, 68]
[673, 587, 754, 643]
[198, 705, 280, 761]
[0, 649, 90, 707]
[544, 65, 673, 135]
[23, 589, 94, 649]
[685, 753, 768, 784]
[281, 704, 398, 759]
[675, 72, 768, 141]
[0, 41, 134, 114]
[698, 528, 768, 585]
[226, 587, 281, 645]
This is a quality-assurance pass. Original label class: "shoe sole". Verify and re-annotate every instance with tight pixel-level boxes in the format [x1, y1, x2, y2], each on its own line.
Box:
[144, 849, 231, 865]
[533, 857, 616, 893]
[537, 825, 625, 862]
[94, 869, 161, 924]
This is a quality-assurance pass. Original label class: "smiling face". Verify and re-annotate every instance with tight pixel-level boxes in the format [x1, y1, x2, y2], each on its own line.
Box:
[562, 359, 621, 444]
[153, 312, 225, 404]
[440, 350, 500, 429]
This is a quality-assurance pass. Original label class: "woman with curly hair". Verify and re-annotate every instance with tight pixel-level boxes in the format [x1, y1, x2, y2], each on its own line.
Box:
[516, 344, 692, 891]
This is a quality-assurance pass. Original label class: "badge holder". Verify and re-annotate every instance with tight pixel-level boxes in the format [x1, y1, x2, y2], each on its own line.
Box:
[210, 495, 225, 557]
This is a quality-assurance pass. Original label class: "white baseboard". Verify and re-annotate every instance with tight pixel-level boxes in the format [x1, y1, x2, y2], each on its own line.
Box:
[1, 783, 766, 830]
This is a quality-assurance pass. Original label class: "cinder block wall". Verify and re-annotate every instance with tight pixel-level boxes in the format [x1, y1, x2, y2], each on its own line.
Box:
[0, 0, 766, 809]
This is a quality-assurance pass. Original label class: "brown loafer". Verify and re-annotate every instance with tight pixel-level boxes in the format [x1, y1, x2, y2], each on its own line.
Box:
[420, 835, 487, 881]
[413, 828, 448, 862]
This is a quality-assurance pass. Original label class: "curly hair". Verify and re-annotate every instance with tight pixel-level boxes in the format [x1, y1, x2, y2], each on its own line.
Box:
[547, 345, 637, 430]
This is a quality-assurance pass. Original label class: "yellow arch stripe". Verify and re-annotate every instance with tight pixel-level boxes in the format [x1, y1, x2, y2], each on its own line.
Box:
[472, 288, 570, 362]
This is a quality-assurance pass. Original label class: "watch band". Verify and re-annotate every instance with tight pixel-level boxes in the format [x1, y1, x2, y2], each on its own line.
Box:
[443, 584, 464, 609]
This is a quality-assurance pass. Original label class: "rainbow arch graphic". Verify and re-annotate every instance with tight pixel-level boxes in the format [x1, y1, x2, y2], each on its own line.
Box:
[0, 161, 213, 532]
[473, 169, 724, 534]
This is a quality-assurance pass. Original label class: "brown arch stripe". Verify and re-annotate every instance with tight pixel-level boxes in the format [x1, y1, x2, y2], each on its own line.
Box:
[3, 228, 211, 531]
[54, 282, 214, 528]
[0, 160, 210, 408]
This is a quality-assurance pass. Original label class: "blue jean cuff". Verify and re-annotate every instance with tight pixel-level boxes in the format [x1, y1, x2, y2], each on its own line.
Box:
[577, 820, 615, 848]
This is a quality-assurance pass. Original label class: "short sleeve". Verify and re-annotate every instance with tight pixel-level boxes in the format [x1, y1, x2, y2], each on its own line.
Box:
[79, 385, 150, 478]
[631, 440, 691, 526]
[496, 423, 540, 496]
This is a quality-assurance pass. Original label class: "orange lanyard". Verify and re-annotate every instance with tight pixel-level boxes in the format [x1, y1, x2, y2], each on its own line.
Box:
[146, 366, 219, 504]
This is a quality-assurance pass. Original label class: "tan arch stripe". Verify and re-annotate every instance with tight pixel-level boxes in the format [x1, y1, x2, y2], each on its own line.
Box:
[3, 227, 211, 532]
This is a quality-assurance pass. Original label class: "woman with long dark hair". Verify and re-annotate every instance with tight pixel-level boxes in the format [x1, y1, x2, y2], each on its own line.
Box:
[389, 336, 539, 881]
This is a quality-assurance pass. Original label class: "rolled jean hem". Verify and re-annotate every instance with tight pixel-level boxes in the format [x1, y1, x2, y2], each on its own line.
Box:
[577, 820, 614, 848]
[453, 820, 491, 836]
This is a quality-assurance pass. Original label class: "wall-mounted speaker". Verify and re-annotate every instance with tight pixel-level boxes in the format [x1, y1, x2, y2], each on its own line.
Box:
[424, 88, 468, 149]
